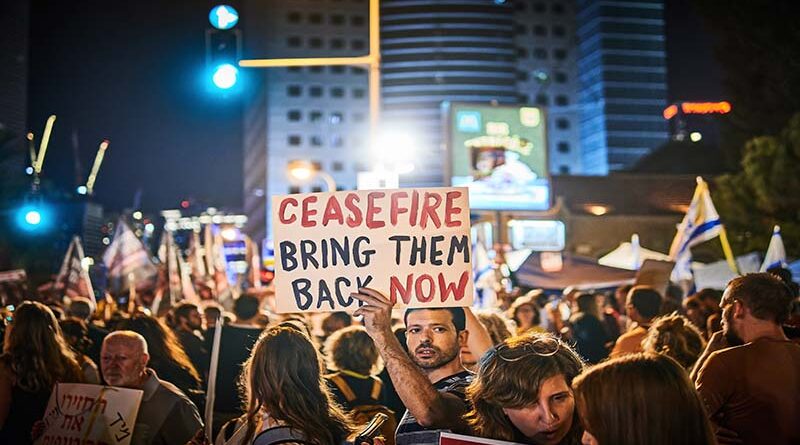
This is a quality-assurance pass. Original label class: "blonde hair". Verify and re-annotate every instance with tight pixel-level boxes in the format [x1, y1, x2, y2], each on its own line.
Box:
[642, 313, 706, 370]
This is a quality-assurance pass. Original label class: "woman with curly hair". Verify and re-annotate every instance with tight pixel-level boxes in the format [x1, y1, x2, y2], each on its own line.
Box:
[642, 313, 706, 370]
[215, 325, 354, 445]
[465, 333, 584, 445]
[0, 301, 84, 444]
[117, 313, 202, 396]
[573, 353, 716, 445]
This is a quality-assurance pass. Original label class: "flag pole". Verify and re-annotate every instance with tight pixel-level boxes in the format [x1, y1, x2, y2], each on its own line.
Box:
[204, 318, 224, 439]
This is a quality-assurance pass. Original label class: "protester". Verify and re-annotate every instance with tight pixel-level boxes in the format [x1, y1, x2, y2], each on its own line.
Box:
[597, 292, 622, 344]
[214, 326, 354, 445]
[610, 286, 662, 358]
[118, 313, 202, 397]
[101, 331, 203, 445]
[211, 294, 264, 434]
[323, 326, 385, 409]
[352, 288, 473, 445]
[59, 318, 101, 383]
[203, 303, 223, 336]
[322, 311, 353, 339]
[613, 284, 634, 331]
[0, 301, 84, 444]
[461, 311, 513, 370]
[683, 294, 710, 337]
[642, 313, 705, 370]
[508, 291, 545, 335]
[66, 296, 108, 364]
[574, 353, 716, 445]
[568, 293, 609, 364]
[465, 333, 583, 445]
[693, 273, 800, 445]
[172, 302, 209, 381]
[696, 288, 723, 336]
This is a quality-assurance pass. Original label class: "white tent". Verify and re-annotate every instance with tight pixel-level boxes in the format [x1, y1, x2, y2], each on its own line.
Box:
[598, 242, 671, 271]
[692, 252, 762, 290]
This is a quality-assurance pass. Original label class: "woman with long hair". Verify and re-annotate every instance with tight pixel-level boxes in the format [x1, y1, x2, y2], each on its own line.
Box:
[118, 313, 202, 395]
[216, 325, 354, 445]
[465, 333, 584, 445]
[508, 292, 545, 335]
[0, 301, 84, 444]
[573, 353, 716, 445]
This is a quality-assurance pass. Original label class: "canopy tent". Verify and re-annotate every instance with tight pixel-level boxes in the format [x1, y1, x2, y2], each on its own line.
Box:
[598, 242, 671, 270]
[514, 252, 636, 290]
[692, 252, 761, 290]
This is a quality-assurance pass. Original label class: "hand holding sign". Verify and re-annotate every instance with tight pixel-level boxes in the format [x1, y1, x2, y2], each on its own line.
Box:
[352, 287, 395, 340]
[272, 187, 474, 313]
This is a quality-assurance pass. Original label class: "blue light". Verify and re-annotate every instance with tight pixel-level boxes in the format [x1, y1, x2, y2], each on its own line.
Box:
[77, 185, 88, 195]
[25, 166, 34, 175]
[209, 5, 239, 30]
[16, 204, 52, 232]
[25, 210, 41, 225]
[212, 63, 239, 89]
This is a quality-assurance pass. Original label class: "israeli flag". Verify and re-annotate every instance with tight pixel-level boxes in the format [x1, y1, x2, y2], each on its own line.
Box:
[760, 225, 787, 272]
[669, 177, 723, 281]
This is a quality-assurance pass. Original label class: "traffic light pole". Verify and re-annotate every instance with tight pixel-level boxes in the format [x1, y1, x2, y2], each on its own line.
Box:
[238, 0, 382, 149]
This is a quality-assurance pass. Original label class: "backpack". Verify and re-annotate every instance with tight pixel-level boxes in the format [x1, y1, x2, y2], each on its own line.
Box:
[327, 373, 397, 445]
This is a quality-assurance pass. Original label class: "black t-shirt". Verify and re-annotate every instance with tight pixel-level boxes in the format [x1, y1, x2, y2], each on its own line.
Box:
[395, 370, 473, 445]
[176, 329, 209, 381]
[212, 324, 263, 414]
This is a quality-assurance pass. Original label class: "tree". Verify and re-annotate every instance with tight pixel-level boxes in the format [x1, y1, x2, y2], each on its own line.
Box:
[714, 113, 800, 256]
[691, 0, 800, 166]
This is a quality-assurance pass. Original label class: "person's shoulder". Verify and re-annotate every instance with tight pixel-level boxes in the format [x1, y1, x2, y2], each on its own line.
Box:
[436, 370, 473, 392]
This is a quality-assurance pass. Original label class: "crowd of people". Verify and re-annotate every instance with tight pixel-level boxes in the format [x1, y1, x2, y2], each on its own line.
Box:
[1, 266, 799, 445]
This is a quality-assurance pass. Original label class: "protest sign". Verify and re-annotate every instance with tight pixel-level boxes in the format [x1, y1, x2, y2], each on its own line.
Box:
[36, 383, 143, 445]
[272, 187, 473, 313]
[440, 432, 527, 445]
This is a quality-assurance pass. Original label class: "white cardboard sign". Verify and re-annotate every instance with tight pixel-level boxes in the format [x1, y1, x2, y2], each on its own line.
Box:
[272, 187, 473, 313]
[36, 383, 143, 445]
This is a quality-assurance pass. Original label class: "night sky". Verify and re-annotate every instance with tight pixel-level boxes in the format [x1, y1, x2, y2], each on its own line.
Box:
[27, 0, 720, 213]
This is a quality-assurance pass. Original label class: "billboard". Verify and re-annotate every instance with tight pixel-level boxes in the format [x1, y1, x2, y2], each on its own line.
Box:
[446, 103, 550, 210]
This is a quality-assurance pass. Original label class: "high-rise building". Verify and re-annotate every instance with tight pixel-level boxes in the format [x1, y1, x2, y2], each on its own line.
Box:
[513, 0, 582, 175]
[241, 0, 668, 240]
[576, 0, 668, 173]
[0, 0, 30, 184]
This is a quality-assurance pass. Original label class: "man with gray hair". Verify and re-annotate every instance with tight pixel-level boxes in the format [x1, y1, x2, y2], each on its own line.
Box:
[101, 331, 203, 444]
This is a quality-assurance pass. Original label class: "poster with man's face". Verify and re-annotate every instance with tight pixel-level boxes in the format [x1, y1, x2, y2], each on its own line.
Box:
[448, 103, 550, 210]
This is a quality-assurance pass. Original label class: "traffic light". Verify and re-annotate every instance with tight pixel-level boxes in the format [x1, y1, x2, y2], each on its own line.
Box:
[206, 5, 241, 91]
[15, 201, 53, 233]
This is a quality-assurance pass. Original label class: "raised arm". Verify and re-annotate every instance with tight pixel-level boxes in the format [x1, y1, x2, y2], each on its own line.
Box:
[353, 289, 469, 430]
[464, 307, 493, 359]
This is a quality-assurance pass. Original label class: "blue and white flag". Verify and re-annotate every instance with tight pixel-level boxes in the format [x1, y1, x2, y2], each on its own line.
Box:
[669, 177, 723, 281]
[760, 225, 787, 272]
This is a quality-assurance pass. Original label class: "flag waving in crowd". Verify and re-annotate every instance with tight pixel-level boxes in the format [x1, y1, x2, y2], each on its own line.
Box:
[669, 176, 738, 281]
[102, 218, 157, 293]
[55, 236, 95, 303]
[761, 225, 788, 272]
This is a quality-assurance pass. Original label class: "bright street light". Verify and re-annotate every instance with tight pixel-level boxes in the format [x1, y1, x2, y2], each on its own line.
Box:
[287, 159, 337, 191]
